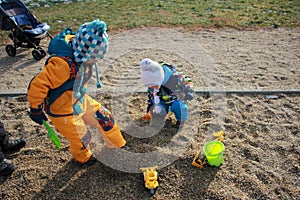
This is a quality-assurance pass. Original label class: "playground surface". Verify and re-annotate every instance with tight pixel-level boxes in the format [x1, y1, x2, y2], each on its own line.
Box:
[0, 27, 299, 199]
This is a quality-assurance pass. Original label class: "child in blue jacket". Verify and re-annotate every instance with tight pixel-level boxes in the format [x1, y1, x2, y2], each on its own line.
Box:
[140, 58, 194, 128]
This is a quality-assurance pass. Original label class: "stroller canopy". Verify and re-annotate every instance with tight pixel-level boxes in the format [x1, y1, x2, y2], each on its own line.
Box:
[0, 0, 50, 35]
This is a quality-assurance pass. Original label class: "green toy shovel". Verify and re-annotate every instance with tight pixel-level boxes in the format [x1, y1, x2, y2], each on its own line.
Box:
[42, 120, 61, 150]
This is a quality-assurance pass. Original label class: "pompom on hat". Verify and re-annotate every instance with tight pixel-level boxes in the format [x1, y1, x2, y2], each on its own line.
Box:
[72, 19, 108, 62]
[140, 58, 164, 87]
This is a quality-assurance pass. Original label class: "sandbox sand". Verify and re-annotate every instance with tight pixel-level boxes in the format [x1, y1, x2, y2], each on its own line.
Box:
[0, 27, 299, 199]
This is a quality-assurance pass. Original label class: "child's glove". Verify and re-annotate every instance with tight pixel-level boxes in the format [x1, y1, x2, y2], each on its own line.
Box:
[30, 107, 48, 125]
[141, 113, 151, 120]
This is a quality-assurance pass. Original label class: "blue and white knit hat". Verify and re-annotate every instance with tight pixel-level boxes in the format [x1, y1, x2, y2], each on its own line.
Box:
[72, 19, 108, 62]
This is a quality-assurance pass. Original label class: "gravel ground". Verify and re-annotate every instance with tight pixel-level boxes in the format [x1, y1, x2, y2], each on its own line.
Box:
[0, 27, 299, 199]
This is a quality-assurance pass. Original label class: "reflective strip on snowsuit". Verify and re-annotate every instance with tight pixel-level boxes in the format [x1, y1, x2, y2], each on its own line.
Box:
[27, 57, 126, 163]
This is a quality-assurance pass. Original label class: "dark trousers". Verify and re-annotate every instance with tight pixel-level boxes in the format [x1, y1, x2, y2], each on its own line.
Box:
[0, 122, 9, 162]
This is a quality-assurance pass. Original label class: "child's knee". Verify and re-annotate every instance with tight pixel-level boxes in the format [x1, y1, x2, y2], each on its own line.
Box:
[95, 108, 115, 131]
[171, 101, 189, 121]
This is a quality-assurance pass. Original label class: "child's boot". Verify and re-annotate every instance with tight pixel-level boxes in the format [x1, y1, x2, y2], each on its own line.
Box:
[1, 138, 26, 153]
[174, 121, 185, 130]
[0, 152, 16, 177]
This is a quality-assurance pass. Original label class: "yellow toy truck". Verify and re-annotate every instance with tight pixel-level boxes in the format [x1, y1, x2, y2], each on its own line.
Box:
[140, 166, 159, 194]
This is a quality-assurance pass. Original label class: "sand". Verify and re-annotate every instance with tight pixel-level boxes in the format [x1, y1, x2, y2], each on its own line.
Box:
[0, 27, 299, 199]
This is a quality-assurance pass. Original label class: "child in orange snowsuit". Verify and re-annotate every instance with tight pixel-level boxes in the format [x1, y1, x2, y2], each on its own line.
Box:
[27, 20, 127, 165]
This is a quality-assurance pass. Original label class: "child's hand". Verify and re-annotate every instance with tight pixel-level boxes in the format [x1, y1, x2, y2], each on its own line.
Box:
[184, 92, 194, 101]
[29, 107, 48, 125]
[141, 113, 151, 120]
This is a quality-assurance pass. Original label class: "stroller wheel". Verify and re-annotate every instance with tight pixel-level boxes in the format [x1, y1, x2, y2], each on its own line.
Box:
[32, 48, 45, 61]
[5, 45, 16, 57]
[37, 47, 47, 58]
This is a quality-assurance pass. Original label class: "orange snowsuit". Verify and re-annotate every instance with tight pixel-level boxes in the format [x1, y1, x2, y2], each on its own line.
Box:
[27, 57, 126, 163]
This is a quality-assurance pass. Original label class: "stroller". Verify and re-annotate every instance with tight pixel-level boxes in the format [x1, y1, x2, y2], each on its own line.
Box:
[0, 0, 52, 60]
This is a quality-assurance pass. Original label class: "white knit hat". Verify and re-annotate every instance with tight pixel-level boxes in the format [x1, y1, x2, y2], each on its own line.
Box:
[140, 58, 164, 87]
